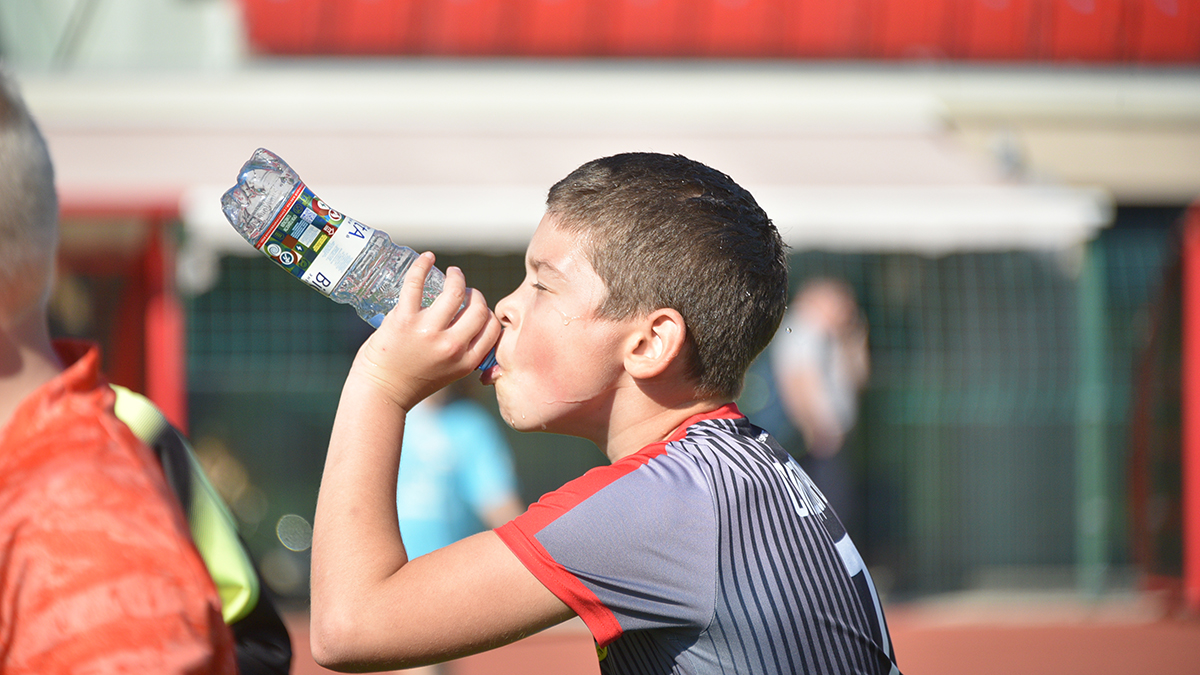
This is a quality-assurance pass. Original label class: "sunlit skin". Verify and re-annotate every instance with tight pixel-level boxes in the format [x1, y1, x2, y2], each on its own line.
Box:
[484, 213, 724, 462]
[486, 213, 630, 442]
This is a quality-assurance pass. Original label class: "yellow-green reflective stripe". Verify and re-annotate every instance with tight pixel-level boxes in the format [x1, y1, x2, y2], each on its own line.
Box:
[111, 385, 260, 624]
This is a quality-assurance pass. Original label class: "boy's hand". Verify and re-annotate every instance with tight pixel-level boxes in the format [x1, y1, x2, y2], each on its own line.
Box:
[351, 252, 500, 411]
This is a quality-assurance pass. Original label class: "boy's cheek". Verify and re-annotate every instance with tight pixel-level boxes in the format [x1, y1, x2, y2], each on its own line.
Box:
[494, 370, 572, 431]
[495, 381, 547, 430]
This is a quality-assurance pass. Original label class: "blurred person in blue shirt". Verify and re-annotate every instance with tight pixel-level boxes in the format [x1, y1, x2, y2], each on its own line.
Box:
[396, 381, 523, 559]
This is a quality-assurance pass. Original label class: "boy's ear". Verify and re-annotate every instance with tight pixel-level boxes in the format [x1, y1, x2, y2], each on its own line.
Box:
[625, 308, 687, 380]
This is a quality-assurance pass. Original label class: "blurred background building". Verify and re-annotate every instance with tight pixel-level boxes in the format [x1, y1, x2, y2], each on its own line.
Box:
[3, 0, 1198, 609]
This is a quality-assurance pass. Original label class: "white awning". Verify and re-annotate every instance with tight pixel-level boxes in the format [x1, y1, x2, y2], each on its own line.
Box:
[19, 62, 1114, 286]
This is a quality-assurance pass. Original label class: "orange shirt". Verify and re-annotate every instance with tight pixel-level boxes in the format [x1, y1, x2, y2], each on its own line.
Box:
[0, 341, 236, 674]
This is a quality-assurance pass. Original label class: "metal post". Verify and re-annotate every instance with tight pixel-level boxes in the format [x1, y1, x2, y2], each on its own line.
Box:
[1076, 238, 1108, 598]
[1182, 206, 1200, 612]
[144, 221, 189, 433]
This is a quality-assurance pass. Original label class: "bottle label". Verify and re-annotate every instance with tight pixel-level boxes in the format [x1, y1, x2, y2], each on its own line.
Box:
[254, 184, 373, 296]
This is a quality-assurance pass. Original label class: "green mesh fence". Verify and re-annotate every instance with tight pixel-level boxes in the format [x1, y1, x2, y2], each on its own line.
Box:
[186, 222, 1177, 599]
[187, 252, 529, 393]
[186, 251, 599, 597]
[738, 226, 1175, 596]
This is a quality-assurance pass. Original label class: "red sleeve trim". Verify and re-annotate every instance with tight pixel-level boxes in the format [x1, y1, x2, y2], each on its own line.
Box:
[495, 521, 625, 645]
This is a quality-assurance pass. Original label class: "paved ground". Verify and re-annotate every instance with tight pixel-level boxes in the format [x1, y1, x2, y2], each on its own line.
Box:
[883, 592, 1200, 675]
[285, 592, 1200, 674]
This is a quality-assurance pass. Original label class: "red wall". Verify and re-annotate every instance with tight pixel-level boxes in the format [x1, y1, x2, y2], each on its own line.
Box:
[241, 0, 1200, 62]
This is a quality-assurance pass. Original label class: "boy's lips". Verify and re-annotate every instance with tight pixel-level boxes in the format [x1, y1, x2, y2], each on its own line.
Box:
[480, 363, 499, 386]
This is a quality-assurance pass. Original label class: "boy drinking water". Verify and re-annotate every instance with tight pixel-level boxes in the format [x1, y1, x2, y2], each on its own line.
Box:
[310, 153, 900, 674]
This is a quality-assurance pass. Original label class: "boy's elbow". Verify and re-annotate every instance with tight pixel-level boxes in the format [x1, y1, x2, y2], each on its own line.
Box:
[310, 608, 367, 671]
[311, 616, 419, 673]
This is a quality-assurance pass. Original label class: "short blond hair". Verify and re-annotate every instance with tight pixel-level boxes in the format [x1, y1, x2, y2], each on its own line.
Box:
[0, 70, 58, 312]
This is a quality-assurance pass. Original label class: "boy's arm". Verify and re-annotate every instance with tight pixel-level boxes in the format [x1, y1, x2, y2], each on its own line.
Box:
[310, 255, 574, 671]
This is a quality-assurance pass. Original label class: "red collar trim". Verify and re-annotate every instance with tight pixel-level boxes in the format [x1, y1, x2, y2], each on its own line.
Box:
[663, 402, 743, 443]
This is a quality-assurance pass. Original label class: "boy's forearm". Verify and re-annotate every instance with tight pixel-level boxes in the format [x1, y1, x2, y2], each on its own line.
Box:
[310, 367, 410, 658]
[309, 255, 504, 667]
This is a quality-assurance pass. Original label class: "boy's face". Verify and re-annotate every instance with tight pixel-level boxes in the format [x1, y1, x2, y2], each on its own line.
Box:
[487, 213, 631, 439]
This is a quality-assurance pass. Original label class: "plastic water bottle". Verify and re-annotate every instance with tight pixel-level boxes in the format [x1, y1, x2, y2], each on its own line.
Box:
[220, 148, 496, 370]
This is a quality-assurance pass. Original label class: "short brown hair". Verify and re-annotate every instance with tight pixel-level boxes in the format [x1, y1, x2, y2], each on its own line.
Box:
[547, 153, 788, 399]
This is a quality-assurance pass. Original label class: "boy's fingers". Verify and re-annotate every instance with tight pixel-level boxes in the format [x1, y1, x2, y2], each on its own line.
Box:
[467, 308, 502, 365]
[399, 252, 438, 312]
[449, 283, 497, 349]
[429, 266, 469, 325]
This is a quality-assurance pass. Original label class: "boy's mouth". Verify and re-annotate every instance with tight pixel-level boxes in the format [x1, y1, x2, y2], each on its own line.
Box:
[479, 362, 499, 386]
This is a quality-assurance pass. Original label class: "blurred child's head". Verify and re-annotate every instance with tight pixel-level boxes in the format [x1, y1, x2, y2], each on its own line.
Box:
[0, 71, 58, 317]
[545, 152, 788, 399]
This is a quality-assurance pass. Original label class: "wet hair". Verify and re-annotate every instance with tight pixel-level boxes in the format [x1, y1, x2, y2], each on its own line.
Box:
[0, 70, 58, 308]
[547, 152, 788, 399]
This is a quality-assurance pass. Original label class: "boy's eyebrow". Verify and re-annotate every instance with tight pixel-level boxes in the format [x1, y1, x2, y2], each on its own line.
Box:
[529, 257, 568, 281]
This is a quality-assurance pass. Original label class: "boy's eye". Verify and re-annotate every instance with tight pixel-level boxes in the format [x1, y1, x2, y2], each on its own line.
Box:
[531, 282, 549, 292]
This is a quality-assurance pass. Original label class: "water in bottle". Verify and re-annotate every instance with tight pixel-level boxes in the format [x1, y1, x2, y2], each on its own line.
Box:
[220, 148, 496, 370]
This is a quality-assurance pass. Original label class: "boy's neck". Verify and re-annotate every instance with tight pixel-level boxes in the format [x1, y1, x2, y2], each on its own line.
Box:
[600, 390, 729, 463]
[0, 308, 64, 434]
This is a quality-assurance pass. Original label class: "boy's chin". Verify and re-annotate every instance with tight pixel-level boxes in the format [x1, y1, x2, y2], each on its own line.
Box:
[500, 412, 546, 432]
[496, 400, 552, 433]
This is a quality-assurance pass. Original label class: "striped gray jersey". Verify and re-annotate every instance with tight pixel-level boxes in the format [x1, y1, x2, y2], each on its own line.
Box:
[496, 406, 900, 675]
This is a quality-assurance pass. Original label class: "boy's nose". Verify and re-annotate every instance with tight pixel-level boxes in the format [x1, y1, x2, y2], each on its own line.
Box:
[493, 292, 517, 327]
